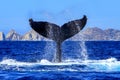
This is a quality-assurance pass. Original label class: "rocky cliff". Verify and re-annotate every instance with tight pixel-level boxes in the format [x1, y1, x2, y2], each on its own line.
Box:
[0, 32, 5, 40]
[6, 29, 22, 40]
[22, 30, 50, 41]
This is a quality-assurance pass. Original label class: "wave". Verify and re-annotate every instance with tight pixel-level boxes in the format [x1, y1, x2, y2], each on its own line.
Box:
[0, 57, 120, 72]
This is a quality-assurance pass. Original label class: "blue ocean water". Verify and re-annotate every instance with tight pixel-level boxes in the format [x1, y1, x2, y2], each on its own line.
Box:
[0, 41, 120, 80]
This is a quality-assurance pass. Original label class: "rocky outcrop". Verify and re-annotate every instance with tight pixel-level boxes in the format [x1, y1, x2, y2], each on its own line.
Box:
[22, 30, 51, 41]
[6, 29, 22, 40]
[0, 32, 5, 40]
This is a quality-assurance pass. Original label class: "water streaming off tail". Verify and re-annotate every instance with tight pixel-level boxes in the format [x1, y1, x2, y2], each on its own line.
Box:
[48, 24, 54, 39]
[43, 42, 55, 62]
[43, 25, 56, 61]
[80, 41, 88, 60]
[74, 20, 88, 60]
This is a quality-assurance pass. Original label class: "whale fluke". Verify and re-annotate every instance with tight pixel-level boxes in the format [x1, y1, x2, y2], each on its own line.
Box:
[61, 15, 87, 42]
[29, 15, 87, 62]
[29, 19, 60, 42]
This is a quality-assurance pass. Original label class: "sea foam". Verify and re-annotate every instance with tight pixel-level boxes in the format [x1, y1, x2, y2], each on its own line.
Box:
[0, 58, 120, 72]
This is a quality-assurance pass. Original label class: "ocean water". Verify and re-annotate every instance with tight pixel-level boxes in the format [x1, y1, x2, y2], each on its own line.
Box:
[0, 41, 120, 80]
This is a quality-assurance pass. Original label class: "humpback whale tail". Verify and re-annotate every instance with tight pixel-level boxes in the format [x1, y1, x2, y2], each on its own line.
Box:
[29, 15, 87, 62]
[61, 15, 87, 42]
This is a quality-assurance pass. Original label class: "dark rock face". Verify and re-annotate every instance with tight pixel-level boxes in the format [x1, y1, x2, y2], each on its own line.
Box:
[29, 15, 87, 62]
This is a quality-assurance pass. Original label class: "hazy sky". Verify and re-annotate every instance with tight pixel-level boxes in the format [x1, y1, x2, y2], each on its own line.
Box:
[0, 0, 120, 34]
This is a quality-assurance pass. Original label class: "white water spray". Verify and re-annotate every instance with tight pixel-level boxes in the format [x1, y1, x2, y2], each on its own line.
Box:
[43, 41, 55, 61]
[0, 57, 120, 72]
[80, 41, 88, 60]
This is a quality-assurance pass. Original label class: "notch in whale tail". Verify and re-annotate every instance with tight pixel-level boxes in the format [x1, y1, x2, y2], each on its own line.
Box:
[29, 15, 87, 62]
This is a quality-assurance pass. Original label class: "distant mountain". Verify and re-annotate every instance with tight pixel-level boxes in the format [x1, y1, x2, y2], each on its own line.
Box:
[70, 27, 120, 41]
[22, 30, 50, 41]
[3, 27, 120, 41]
[105, 29, 120, 40]
[6, 29, 22, 40]
[0, 32, 5, 40]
